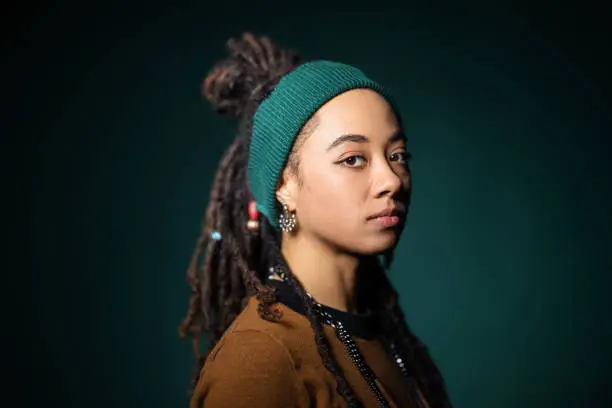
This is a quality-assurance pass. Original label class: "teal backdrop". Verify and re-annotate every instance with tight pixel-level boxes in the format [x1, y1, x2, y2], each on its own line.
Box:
[11, 4, 611, 408]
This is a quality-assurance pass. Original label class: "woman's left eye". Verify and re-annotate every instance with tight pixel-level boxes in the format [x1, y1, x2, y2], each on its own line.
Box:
[390, 151, 411, 163]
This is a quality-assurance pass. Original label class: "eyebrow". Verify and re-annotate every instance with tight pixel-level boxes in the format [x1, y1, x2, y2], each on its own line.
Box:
[326, 130, 406, 152]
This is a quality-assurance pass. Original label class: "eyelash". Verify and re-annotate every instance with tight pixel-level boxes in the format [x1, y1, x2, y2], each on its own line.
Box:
[340, 151, 412, 168]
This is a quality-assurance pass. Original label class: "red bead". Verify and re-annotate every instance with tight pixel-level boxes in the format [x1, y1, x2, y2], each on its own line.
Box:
[248, 201, 259, 220]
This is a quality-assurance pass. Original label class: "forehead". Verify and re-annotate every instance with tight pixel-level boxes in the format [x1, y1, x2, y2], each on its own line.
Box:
[306, 89, 400, 147]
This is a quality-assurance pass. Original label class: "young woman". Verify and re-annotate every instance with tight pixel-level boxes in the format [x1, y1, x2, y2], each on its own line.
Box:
[179, 32, 452, 408]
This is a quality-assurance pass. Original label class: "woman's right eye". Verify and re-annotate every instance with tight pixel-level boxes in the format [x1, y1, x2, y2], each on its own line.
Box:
[342, 155, 367, 168]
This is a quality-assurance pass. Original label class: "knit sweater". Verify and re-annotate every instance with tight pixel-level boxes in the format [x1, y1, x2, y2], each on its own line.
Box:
[190, 279, 429, 408]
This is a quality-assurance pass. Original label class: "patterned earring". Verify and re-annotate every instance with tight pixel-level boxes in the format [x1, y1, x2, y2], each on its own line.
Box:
[279, 204, 297, 233]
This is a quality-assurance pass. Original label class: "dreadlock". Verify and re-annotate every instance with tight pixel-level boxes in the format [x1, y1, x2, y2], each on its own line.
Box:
[178, 32, 452, 408]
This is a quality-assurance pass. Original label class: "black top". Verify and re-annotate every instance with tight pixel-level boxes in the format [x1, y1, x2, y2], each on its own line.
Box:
[265, 277, 380, 340]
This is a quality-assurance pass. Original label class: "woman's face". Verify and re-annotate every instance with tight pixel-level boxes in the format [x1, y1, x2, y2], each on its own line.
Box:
[278, 89, 411, 255]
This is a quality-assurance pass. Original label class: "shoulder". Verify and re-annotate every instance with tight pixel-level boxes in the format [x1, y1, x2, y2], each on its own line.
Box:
[205, 296, 296, 363]
[207, 327, 293, 368]
[192, 327, 307, 408]
[224, 296, 308, 347]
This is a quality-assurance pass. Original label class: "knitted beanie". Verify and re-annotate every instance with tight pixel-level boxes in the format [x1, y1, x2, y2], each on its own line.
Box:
[248, 60, 399, 229]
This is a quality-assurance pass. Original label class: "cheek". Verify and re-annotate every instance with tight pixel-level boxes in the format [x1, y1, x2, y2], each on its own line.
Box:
[299, 169, 365, 228]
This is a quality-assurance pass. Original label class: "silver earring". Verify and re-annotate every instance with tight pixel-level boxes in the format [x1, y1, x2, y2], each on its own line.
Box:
[279, 204, 297, 233]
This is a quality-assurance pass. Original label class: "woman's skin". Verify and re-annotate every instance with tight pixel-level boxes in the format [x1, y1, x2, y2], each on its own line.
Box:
[275, 89, 412, 314]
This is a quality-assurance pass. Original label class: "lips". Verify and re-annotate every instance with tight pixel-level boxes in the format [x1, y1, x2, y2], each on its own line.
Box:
[372, 215, 401, 228]
[367, 206, 405, 228]
[367, 206, 405, 220]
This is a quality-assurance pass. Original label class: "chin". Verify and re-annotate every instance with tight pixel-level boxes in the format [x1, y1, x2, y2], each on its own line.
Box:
[355, 231, 400, 255]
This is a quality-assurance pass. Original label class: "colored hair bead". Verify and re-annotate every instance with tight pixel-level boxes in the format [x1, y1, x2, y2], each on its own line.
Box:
[247, 200, 260, 231]
[210, 231, 222, 241]
[248, 201, 259, 220]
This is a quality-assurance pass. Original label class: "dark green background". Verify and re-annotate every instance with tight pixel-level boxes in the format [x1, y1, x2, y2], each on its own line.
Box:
[9, 4, 611, 408]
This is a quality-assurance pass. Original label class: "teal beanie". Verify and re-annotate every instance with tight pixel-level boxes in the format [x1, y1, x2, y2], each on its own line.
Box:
[247, 60, 399, 229]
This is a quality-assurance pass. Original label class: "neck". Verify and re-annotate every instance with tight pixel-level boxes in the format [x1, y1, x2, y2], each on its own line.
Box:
[281, 232, 361, 313]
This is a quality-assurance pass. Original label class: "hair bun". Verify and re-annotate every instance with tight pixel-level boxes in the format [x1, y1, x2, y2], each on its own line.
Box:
[202, 33, 300, 116]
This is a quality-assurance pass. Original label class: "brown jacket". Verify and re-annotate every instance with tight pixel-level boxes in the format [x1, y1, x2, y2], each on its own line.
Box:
[191, 280, 428, 408]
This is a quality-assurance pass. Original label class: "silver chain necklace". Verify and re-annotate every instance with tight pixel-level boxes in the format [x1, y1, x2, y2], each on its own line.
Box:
[268, 266, 421, 408]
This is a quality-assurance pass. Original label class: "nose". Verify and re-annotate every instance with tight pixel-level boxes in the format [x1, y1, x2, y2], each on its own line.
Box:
[373, 159, 404, 199]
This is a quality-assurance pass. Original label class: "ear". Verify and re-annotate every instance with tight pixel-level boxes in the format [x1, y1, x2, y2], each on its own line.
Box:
[275, 166, 299, 211]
